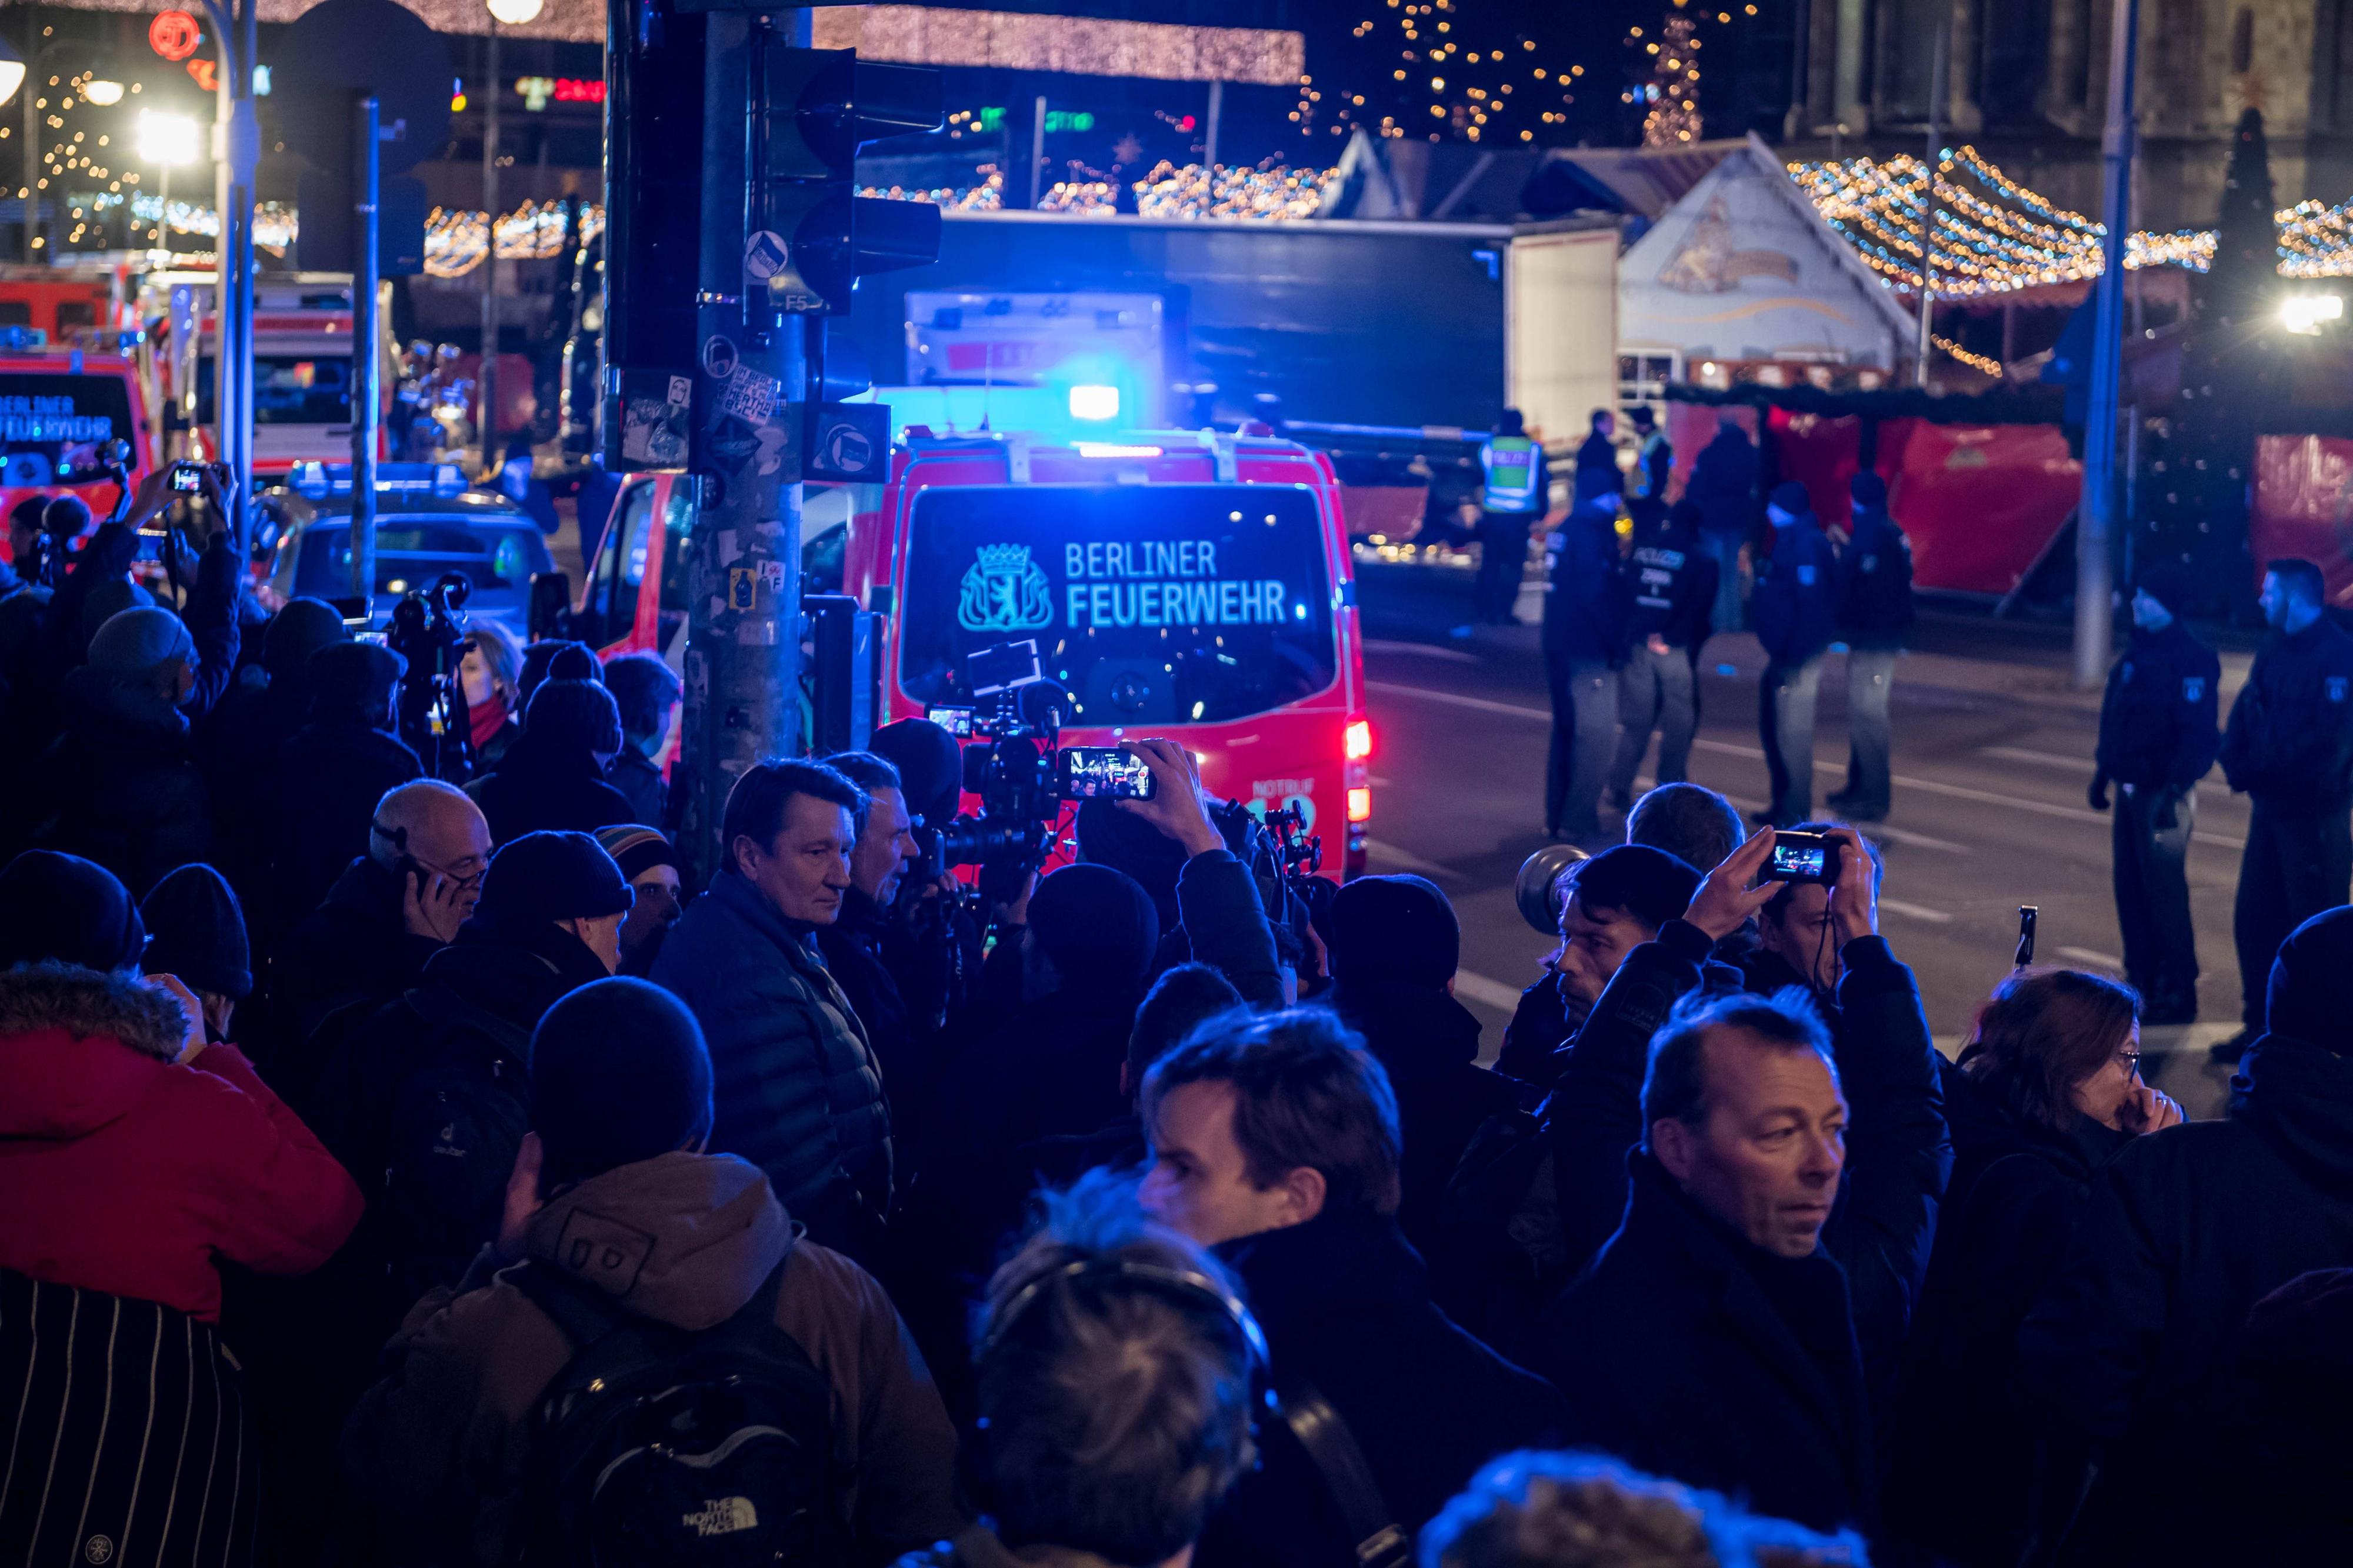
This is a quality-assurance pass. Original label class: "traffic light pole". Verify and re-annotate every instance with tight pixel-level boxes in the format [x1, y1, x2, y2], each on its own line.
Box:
[349, 94, 381, 612]
[2075, 0, 2138, 688]
[479, 16, 501, 475]
[673, 6, 810, 886]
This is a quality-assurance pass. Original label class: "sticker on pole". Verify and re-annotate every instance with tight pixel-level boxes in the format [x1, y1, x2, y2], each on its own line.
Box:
[742, 231, 791, 282]
[728, 567, 758, 612]
[701, 335, 739, 379]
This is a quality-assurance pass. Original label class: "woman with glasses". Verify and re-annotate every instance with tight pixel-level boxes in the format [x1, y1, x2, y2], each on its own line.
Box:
[1882, 968, 2184, 1567]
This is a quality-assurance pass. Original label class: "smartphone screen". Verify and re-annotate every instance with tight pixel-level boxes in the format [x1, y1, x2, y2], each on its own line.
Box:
[1059, 746, 1157, 801]
[927, 705, 976, 739]
[169, 464, 205, 493]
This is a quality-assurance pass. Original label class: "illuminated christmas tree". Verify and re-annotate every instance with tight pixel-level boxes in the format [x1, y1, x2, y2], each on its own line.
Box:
[1641, 5, 1703, 146]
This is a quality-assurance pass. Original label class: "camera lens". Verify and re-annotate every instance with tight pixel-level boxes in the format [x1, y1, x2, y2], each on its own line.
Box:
[1514, 842, 1591, 935]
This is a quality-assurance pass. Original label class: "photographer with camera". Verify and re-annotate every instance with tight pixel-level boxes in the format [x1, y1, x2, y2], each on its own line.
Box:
[267, 641, 426, 926]
[1532, 827, 1947, 1424]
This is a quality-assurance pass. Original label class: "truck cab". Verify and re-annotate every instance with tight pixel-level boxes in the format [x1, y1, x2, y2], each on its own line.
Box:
[0, 333, 158, 563]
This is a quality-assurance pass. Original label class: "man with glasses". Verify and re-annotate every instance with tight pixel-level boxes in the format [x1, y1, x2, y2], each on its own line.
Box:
[269, 779, 494, 1091]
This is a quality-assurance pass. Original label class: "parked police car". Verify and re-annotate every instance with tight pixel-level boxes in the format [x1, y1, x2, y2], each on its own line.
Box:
[261, 462, 554, 635]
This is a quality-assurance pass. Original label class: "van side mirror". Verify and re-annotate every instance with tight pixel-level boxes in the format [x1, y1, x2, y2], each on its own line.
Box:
[529, 571, 572, 640]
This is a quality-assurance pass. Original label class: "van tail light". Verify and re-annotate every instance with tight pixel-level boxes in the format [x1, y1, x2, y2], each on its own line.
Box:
[1347, 786, 1372, 824]
[1344, 719, 1373, 761]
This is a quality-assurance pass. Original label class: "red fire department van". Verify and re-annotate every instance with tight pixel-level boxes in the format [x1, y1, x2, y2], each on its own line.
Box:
[576, 427, 1372, 873]
[0, 334, 158, 566]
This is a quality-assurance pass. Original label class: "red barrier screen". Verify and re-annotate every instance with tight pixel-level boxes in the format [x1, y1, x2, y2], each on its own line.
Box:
[2251, 434, 2353, 603]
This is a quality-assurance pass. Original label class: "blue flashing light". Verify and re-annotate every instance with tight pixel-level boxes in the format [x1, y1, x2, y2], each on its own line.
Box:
[290, 461, 470, 499]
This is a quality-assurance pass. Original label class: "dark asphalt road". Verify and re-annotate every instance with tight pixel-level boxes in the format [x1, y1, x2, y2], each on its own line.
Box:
[1353, 561, 2252, 1121]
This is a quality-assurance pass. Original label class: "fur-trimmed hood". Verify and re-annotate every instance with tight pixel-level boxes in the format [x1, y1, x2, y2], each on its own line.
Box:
[0, 963, 188, 1140]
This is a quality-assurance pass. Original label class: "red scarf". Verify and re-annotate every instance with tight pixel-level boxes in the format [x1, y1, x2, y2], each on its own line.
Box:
[468, 696, 510, 750]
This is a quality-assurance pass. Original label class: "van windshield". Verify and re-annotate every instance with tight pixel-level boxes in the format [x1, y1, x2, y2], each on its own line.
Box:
[898, 483, 1338, 726]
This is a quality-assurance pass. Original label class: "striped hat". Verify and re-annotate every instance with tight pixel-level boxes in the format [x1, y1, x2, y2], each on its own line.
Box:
[595, 823, 678, 882]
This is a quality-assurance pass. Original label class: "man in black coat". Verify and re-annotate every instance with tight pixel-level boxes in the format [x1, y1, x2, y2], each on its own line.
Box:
[1321, 873, 1530, 1255]
[1139, 1009, 1569, 1567]
[600, 652, 680, 830]
[2088, 562, 2220, 1025]
[1541, 828, 1947, 1424]
[269, 779, 491, 1092]
[2021, 906, 2353, 1563]
[1609, 498, 1717, 808]
[1825, 471, 1913, 823]
[1685, 415, 1759, 632]
[269, 641, 425, 931]
[1528, 985, 1872, 1538]
[814, 750, 925, 1102]
[1571, 408, 1622, 513]
[197, 595, 349, 915]
[1541, 492, 1629, 843]
[465, 676, 639, 845]
[1752, 482, 1838, 828]
[2214, 556, 2353, 1055]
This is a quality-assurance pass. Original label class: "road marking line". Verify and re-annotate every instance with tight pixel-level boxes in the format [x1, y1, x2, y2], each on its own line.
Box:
[1363, 839, 1461, 879]
[1364, 639, 1485, 664]
[1879, 898, 1954, 923]
[1982, 746, 2237, 803]
[1454, 970, 1529, 1013]
[1368, 680, 1551, 723]
[2055, 945, 2125, 969]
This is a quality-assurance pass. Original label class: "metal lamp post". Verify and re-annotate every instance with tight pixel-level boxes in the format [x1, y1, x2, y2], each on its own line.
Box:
[479, 0, 542, 471]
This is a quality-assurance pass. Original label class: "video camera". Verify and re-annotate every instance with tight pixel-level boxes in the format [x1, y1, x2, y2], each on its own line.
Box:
[919, 640, 1068, 908]
[386, 570, 479, 782]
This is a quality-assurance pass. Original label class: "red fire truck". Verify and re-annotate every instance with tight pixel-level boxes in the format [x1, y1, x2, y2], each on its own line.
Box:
[575, 427, 1372, 873]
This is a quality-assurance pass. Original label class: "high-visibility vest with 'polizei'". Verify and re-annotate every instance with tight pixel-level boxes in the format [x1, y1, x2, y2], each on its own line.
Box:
[1481, 435, 1542, 514]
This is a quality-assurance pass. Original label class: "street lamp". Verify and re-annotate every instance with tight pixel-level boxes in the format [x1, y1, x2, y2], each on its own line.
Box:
[136, 109, 202, 254]
[476, 0, 540, 465]
[82, 78, 123, 106]
[486, 0, 542, 21]
[0, 36, 24, 109]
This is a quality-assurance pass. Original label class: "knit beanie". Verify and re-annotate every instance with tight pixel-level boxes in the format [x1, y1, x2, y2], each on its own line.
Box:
[869, 716, 964, 829]
[475, 831, 632, 928]
[139, 863, 252, 999]
[81, 577, 156, 649]
[525, 677, 625, 756]
[0, 850, 145, 973]
[1850, 470, 1888, 509]
[1768, 481, 1812, 518]
[1026, 863, 1161, 992]
[519, 639, 602, 709]
[595, 823, 678, 883]
[264, 596, 351, 681]
[1329, 873, 1461, 991]
[309, 640, 408, 725]
[2137, 562, 2195, 620]
[2265, 906, 2353, 1054]
[531, 977, 714, 1185]
[88, 605, 196, 676]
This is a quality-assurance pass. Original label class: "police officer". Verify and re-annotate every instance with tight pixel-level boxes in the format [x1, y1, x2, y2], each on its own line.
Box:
[1628, 406, 1672, 508]
[1826, 471, 1915, 822]
[1751, 481, 1838, 826]
[1474, 409, 1551, 626]
[1609, 498, 1716, 806]
[1544, 491, 1629, 843]
[2088, 563, 2219, 1026]
[2216, 556, 2353, 1057]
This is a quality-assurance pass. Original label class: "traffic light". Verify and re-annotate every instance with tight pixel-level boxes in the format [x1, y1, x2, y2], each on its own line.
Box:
[755, 49, 944, 314]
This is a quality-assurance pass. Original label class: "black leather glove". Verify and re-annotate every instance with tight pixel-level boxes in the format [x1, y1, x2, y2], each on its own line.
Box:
[2087, 773, 2111, 812]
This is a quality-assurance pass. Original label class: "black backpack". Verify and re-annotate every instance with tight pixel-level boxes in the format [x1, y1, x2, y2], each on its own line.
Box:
[510, 1259, 846, 1568]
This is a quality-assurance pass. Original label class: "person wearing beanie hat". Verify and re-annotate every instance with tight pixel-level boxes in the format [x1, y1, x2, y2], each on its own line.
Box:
[26, 606, 214, 896]
[1825, 467, 1915, 825]
[79, 575, 156, 651]
[266, 640, 425, 925]
[2018, 906, 2353, 1563]
[465, 675, 636, 845]
[517, 638, 601, 710]
[2090, 555, 2222, 1028]
[312, 829, 628, 1330]
[869, 716, 962, 830]
[1321, 873, 1520, 1253]
[341, 982, 966, 1568]
[0, 849, 147, 973]
[1752, 478, 1837, 827]
[594, 823, 682, 973]
[139, 863, 251, 1042]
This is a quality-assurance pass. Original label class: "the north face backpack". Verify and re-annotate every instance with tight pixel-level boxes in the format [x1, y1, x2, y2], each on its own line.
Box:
[511, 1259, 846, 1568]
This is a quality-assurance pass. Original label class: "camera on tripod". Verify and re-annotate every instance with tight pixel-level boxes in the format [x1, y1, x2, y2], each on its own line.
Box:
[921, 639, 1068, 906]
[385, 571, 479, 780]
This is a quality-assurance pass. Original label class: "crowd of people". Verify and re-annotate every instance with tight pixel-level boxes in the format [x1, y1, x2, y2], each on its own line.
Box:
[4, 470, 2353, 1568]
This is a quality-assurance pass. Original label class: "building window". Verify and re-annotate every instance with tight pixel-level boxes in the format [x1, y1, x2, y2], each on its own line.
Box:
[2231, 6, 2254, 72]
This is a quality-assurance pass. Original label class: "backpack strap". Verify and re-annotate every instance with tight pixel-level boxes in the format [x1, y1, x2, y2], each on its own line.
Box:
[404, 982, 535, 1060]
[510, 1255, 792, 1355]
[1269, 1371, 1411, 1568]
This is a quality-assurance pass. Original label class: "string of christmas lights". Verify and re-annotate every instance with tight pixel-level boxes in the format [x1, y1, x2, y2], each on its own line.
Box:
[1932, 333, 2004, 375]
[864, 161, 1341, 220]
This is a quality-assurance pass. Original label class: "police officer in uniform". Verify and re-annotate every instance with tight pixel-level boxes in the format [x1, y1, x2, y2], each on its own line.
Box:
[1751, 481, 1838, 827]
[1609, 498, 1716, 806]
[1474, 409, 1551, 625]
[1544, 491, 1629, 842]
[2088, 563, 2219, 1026]
[1826, 471, 1915, 822]
[2217, 556, 2353, 1057]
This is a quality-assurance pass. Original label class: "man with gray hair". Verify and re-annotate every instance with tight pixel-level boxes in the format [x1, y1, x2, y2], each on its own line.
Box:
[1527, 986, 1869, 1537]
[899, 1170, 1258, 1568]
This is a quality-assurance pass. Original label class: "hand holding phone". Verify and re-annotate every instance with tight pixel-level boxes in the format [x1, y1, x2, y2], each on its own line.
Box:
[1112, 738, 1222, 858]
[1684, 827, 1787, 942]
[399, 859, 474, 943]
[1759, 829, 1838, 886]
